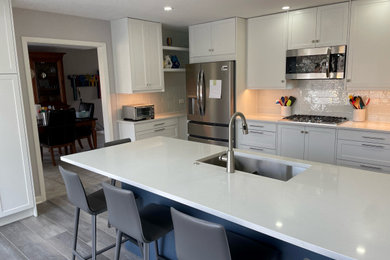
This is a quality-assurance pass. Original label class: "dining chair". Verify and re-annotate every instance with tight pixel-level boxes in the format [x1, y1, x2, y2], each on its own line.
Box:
[75, 102, 95, 150]
[170, 208, 280, 260]
[39, 108, 76, 166]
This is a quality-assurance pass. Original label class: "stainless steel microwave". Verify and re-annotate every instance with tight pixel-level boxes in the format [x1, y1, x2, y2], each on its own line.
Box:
[286, 45, 346, 80]
[122, 104, 154, 121]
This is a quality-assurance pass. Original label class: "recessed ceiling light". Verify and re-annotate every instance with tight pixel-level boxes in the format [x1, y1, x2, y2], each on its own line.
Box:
[164, 6, 173, 12]
[282, 6, 290, 10]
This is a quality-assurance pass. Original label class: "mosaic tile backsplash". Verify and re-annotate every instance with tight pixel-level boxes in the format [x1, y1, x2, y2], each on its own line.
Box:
[251, 80, 390, 122]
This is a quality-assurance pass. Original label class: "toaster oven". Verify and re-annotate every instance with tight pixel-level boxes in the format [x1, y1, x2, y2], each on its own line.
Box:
[122, 104, 154, 121]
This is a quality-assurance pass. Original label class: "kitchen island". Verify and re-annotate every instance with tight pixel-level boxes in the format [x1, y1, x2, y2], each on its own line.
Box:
[61, 136, 390, 260]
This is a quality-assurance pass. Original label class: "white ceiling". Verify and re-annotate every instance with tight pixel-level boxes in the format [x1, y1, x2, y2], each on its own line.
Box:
[12, 0, 347, 27]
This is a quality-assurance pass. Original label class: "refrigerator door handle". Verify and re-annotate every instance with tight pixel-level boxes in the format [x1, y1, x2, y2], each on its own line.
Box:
[196, 70, 201, 114]
[199, 70, 205, 115]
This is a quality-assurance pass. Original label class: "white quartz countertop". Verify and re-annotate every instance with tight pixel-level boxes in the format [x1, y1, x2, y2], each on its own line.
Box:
[246, 113, 390, 133]
[118, 112, 185, 124]
[61, 136, 390, 260]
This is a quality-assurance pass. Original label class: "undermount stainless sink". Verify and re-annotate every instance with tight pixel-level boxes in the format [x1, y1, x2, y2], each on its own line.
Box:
[198, 152, 309, 182]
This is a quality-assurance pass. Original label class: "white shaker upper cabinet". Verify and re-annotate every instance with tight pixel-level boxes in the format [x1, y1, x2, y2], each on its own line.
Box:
[316, 3, 349, 47]
[247, 13, 288, 89]
[288, 3, 348, 50]
[189, 18, 239, 63]
[347, 0, 390, 90]
[288, 8, 317, 49]
[111, 18, 164, 94]
[0, 75, 34, 218]
[0, 0, 16, 74]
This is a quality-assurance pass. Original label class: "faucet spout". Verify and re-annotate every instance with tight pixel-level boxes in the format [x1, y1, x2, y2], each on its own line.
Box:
[226, 112, 248, 173]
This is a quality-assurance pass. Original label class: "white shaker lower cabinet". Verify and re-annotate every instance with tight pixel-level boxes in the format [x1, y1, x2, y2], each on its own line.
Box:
[337, 129, 390, 173]
[0, 75, 34, 220]
[278, 124, 336, 164]
[237, 121, 277, 155]
[118, 118, 179, 141]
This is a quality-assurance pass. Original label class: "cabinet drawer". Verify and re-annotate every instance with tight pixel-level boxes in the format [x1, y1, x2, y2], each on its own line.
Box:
[237, 129, 276, 149]
[337, 159, 390, 174]
[238, 144, 276, 155]
[246, 121, 277, 132]
[338, 129, 390, 144]
[337, 140, 390, 167]
[136, 125, 178, 140]
[135, 118, 178, 133]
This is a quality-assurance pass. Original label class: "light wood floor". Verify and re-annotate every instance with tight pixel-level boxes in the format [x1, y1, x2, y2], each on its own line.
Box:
[0, 133, 141, 259]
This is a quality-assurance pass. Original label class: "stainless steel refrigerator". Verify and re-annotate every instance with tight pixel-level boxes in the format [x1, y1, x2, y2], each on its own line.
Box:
[186, 61, 235, 147]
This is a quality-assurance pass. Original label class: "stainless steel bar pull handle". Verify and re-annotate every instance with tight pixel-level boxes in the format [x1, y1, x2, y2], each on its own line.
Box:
[196, 71, 201, 115]
[199, 70, 205, 116]
[326, 47, 331, 78]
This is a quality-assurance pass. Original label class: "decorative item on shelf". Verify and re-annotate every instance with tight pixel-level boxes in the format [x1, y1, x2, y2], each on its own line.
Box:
[170, 55, 180, 68]
[276, 96, 296, 117]
[68, 72, 101, 101]
[349, 95, 370, 122]
[166, 37, 172, 46]
[164, 55, 173, 68]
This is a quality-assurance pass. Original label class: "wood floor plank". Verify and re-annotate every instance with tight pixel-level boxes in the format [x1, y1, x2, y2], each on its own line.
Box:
[0, 222, 66, 260]
[21, 214, 67, 240]
[0, 233, 27, 260]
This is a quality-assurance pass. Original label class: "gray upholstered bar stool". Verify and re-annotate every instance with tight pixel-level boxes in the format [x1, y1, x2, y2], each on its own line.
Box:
[104, 138, 131, 186]
[59, 166, 128, 260]
[102, 182, 173, 260]
[171, 208, 281, 260]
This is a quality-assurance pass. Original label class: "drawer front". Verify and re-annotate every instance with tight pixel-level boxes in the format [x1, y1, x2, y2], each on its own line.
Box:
[246, 120, 277, 132]
[337, 140, 390, 167]
[135, 118, 178, 133]
[337, 160, 390, 174]
[238, 144, 276, 155]
[237, 129, 276, 149]
[338, 129, 390, 144]
[136, 125, 178, 140]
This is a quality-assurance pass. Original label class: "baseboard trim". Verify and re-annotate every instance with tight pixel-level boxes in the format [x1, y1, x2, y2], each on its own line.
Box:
[0, 208, 35, 226]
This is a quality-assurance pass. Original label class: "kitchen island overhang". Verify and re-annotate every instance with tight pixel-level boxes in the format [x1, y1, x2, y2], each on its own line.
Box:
[61, 136, 390, 260]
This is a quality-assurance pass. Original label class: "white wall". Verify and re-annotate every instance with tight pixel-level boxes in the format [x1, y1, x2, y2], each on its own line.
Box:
[12, 8, 118, 198]
[62, 49, 104, 130]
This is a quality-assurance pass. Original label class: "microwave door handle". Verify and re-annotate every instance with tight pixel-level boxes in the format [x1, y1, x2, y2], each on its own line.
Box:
[199, 70, 205, 116]
[326, 47, 331, 78]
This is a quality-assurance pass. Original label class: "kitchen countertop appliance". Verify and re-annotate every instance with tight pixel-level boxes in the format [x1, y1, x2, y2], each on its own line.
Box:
[286, 45, 346, 80]
[186, 61, 235, 147]
[283, 114, 347, 125]
[122, 104, 154, 121]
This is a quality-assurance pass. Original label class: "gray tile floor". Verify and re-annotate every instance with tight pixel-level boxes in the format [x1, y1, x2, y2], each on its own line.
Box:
[0, 133, 141, 259]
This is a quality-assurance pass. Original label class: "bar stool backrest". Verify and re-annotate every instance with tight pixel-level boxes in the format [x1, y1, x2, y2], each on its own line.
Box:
[104, 138, 131, 147]
[170, 208, 232, 260]
[102, 183, 145, 242]
[59, 166, 91, 214]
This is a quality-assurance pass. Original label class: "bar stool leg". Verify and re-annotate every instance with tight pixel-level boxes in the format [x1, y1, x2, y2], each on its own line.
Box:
[92, 215, 97, 260]
[114, 230, 122, 260]
[72, 207, 80, 260]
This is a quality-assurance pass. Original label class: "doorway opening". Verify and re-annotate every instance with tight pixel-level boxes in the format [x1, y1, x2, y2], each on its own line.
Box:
[21, 37, 114, 203]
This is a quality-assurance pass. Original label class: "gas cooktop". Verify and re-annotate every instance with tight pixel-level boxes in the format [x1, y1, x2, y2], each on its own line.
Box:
[283, 114, 348, 125]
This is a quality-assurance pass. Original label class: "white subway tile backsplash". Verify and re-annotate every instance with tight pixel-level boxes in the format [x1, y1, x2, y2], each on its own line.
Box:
[252, 80, 390, 122]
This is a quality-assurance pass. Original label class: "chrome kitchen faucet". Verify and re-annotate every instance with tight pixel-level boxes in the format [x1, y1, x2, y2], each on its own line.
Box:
[219, 112, 249, 173]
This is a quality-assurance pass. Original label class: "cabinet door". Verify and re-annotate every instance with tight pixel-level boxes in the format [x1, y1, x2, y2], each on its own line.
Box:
[278, 125, 305, 159]
[189, 23, 212, 58]
[316, 3, 349, 47]
[143, 21, 164, 91]
[347, 0, 390, 89]
[128, 19, 147, 91]
[288, 8, 317, 49]
[305, 127, 336, 164]
[247, 13, 287, 89]
[211, 18, 236, 56]
[0, 75, 34, 217]
[0, 0, 16, 74]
